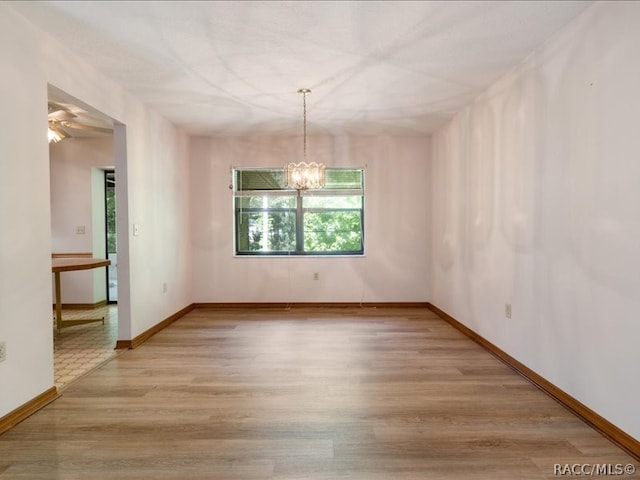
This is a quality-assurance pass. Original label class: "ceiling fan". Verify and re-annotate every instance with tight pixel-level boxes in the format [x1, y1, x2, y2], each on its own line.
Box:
[48, 101, 113, 143]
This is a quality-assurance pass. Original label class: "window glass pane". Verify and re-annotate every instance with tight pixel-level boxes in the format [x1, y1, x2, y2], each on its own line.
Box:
[235, 169, 285, 191]
[236, 211, 295, 253]
[236, 195, 296, 209]
[303, 195, 362, 209]
[304, 211, 363, 252]
[235, 168, 363, 191]
[325, 169, 363, 189]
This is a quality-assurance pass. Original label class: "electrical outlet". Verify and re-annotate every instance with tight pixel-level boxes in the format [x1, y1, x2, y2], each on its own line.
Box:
[505, 304, 512, 319]
[313, 272, 319, 280]
[76, 225, 86, 235]
[163, 282, 168, 293]
[0, 341, 6, 362]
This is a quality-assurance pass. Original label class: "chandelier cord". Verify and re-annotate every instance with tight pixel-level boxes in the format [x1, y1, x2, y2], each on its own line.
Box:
[302, 90, 307, 161]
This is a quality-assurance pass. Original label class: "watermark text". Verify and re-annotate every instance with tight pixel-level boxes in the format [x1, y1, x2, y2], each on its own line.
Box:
[554, 463, 636, 476]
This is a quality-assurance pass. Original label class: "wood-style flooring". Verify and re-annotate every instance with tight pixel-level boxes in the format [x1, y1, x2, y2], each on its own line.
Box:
[1, 307, 637, 479]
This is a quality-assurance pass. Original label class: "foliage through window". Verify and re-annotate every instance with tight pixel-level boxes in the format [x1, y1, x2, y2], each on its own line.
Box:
[233, 168, 364, 255]
[105, 171, 116, 254]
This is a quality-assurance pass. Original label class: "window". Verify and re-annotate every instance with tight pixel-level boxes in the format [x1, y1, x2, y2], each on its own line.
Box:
[233, 167, 364, 256]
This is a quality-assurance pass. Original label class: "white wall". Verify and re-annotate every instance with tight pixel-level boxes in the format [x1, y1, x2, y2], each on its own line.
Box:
[0, 5, 55, 418]
[429, 2, 640, 440]
[124, 111, 192, 339]
[0, 4, 192, 417]
[190, 134, 430, 303]
[49, 137, 113, 304]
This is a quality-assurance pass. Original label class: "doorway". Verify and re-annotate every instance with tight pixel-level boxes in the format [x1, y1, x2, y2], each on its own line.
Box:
[105, 170, 117, 303]
[48, 84, 130, 390]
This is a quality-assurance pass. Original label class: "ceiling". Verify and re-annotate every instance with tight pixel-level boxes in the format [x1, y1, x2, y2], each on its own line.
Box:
[11, 1, 592, 136]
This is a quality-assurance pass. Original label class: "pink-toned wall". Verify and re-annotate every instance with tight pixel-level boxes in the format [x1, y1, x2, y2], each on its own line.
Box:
[429, 2, 640, 440]
[189, 134, 430, 303]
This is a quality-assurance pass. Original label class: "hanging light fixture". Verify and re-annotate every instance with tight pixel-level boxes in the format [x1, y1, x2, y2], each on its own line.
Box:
[285, 88, 326, 190]
[48, 120, 69, 144]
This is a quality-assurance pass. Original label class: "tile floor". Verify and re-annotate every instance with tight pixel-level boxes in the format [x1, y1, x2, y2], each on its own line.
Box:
[53, 304, 121, 391]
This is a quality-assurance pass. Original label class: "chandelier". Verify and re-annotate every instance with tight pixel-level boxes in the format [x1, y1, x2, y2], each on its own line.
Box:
[285, 89, 326, 190]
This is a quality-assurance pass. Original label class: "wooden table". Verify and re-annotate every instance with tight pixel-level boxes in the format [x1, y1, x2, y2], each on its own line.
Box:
[52, 257, 111, 331]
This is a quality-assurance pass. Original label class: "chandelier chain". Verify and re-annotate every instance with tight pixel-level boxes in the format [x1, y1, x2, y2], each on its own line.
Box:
[302, 90, 307, 161]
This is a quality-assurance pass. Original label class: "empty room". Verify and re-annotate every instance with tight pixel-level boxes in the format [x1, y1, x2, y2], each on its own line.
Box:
[0, 1, 638, 478]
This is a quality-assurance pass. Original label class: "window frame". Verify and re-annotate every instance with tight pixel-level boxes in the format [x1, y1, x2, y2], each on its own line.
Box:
[233, 167, 365, 257]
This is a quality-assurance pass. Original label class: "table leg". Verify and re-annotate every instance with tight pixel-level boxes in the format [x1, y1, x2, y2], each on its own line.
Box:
[54, 271, 62, 331]
[53, 271, 105, 332]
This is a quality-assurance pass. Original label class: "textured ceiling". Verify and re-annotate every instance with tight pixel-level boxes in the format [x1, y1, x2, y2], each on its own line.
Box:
[11, 1, 592, 136]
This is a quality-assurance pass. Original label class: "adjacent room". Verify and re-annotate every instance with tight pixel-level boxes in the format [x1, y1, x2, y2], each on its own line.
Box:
[0, 1, 638, 478]
[48, 86, 120, 390]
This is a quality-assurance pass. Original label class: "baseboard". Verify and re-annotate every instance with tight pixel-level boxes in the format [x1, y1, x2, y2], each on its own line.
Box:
[51, 300, 108, 310]
[115, 304, 195, 350]
[426, 303, 640, 462]
[0, 387, 59, 436]
[193, 302, 430, 309]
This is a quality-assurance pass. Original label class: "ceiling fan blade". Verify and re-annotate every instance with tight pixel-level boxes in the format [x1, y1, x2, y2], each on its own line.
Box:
[49, 110, 77, 121]
[47, 101, 64, 113]
[61, 122, 113, 135]
[48, 102, 77, 121]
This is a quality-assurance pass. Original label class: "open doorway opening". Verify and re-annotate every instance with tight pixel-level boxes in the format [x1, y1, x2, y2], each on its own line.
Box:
[48, 84, 128, 390]
[105, 170, 117, 303]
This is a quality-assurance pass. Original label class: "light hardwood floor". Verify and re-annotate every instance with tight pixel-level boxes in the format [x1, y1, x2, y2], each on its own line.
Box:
[1, 307, 638, 479]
